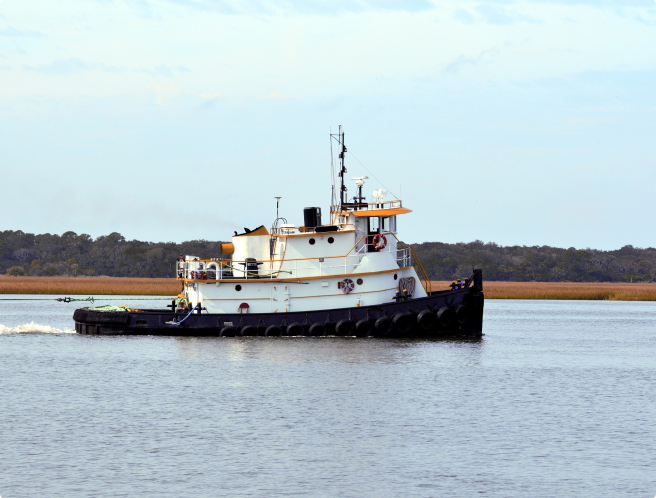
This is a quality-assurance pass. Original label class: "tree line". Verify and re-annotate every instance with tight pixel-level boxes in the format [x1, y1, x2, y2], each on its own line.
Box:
[413, 240, 656, 283]
[1, 230, 655, 282]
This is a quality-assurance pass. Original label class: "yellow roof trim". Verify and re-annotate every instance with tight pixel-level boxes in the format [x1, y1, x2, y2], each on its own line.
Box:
[352, 207, 412, 217]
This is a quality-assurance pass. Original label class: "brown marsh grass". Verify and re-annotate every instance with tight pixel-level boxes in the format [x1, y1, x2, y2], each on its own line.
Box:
[0, 276, 180, 296]
[431, 281, 656, 301]
[2, 276, 655, 301]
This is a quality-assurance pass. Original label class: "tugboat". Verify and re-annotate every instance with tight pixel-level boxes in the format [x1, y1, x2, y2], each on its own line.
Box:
[74, 128, 484, 338]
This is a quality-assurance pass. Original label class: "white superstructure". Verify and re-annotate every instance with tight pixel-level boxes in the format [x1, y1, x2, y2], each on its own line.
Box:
[178, 128, 431, 314]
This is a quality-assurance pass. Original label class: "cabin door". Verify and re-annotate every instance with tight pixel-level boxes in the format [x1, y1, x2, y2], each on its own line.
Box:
[270, 285, 289, 313]
[354, 217, 367, 254]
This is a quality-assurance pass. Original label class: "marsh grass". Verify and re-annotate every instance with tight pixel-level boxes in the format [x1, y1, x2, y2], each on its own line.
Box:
[431, 281, 656, 301]
[0, 276, 180, 296]
[2, 276, 655, 301]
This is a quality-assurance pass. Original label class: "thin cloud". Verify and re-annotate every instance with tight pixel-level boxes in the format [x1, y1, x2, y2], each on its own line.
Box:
[157, 0, 434, 15]
[24, 59, 183, 77]
[454, 8, 475, 25]
[444, 48, 499, 73]
[476, 5, 514, 25]
[0, 26, 44, 37]
[24, 58, 89, 76]
[454, 5, 542, 25]
[258, 90, 284, 99]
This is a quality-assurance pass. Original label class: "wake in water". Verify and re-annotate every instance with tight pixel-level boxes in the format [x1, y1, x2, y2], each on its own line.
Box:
[0, 322, 75, 335]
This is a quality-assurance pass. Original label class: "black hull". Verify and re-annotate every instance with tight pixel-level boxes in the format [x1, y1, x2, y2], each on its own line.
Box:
[73, 285, 484, 339]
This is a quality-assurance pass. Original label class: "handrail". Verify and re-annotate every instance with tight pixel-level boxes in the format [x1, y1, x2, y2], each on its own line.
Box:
[330, 200, 402, 209]
[395, 238, 431, 294]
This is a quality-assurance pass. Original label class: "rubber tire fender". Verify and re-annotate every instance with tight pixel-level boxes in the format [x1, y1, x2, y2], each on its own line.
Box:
[265, 325, 282, 336]
[220, 326, 236, 337]
[287, 322, 304, 336]
[455, 305, 470, 325]
[437, 307, 455, 328]
[392, 312, 413, 334]
[417, 309, 436, 330]
[309, 323, 326, 336]
[355, 319, 372, 337]
[374, 316, 392, 335]
[240, 325, 257, 336]
[335, 319, 354, 336]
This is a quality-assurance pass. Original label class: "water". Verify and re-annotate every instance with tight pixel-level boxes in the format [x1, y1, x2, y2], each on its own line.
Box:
[1, 296, 655, 498]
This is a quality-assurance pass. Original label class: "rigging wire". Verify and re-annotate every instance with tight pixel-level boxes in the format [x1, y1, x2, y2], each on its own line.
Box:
[329, 130, 400, 201]
[346, 149, 400, 200]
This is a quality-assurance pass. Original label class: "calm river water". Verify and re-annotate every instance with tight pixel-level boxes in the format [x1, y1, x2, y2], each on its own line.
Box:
[1, 296, 655, 498]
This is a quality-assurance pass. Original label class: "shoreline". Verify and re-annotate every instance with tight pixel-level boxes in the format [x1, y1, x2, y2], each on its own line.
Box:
[1, 276, 655, 301]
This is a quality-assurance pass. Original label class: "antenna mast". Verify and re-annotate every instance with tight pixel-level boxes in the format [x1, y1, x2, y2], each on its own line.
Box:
[338, 126, 346, 211]
[330, 125, 348, 220]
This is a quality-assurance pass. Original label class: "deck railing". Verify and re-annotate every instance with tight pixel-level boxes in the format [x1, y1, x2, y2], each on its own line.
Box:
[179, 234, 412, 281]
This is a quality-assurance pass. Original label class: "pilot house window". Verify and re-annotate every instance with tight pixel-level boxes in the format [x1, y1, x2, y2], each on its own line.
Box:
[369, 217, 392, 233]
[368, 217, 379, 233]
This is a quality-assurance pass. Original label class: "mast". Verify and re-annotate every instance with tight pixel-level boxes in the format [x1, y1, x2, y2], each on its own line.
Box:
[339, 126, 346, 211]
[330, 125, 348, 219]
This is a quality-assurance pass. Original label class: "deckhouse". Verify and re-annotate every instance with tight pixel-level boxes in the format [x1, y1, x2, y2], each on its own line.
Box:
[178, 128, 431, 315]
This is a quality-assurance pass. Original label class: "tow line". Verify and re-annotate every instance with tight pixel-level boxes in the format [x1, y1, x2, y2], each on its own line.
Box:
[0, 297, 174, 303]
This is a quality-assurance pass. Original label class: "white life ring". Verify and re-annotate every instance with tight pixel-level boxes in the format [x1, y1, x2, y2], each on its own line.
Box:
[341, 278, 355, 294]
[373, 234, 387, 250]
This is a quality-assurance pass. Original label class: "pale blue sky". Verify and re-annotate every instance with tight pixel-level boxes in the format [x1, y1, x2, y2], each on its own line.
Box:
[1, 0, 654, 249]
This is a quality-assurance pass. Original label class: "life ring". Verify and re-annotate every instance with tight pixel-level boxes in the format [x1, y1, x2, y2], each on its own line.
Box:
[340, 278, 355, 294]
[373, 234, 387, 250]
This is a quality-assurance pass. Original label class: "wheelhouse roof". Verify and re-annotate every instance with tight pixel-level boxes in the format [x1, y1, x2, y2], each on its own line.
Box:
[351, 207, 412, 217]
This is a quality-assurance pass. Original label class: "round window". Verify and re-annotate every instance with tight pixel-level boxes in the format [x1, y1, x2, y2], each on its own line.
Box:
[328, 237, 334, 244]
[309, 238, 316, 245]
[393, 274, 398, 281]
[357, 278, 363, 285]
[235, 284, 242, 291]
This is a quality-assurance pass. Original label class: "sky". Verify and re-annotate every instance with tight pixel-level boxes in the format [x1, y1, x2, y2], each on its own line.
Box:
[0, 0, 655, 250]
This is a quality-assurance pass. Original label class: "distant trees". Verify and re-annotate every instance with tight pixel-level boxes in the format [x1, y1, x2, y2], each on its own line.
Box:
[1, 229, 655, 282]
[411, 240, 656, 283]
[0, 230, 223, 278]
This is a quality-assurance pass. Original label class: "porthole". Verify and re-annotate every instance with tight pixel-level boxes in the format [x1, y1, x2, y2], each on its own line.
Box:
[309, 238, 316, 245]
[394, 273, 398, 281]
[328, 237, 334, 244]
[357, 278, 363, 285]
[235, 284, 242, 291]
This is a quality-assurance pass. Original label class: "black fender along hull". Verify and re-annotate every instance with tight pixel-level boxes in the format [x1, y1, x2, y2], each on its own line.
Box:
[73, 286, 484, 339]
